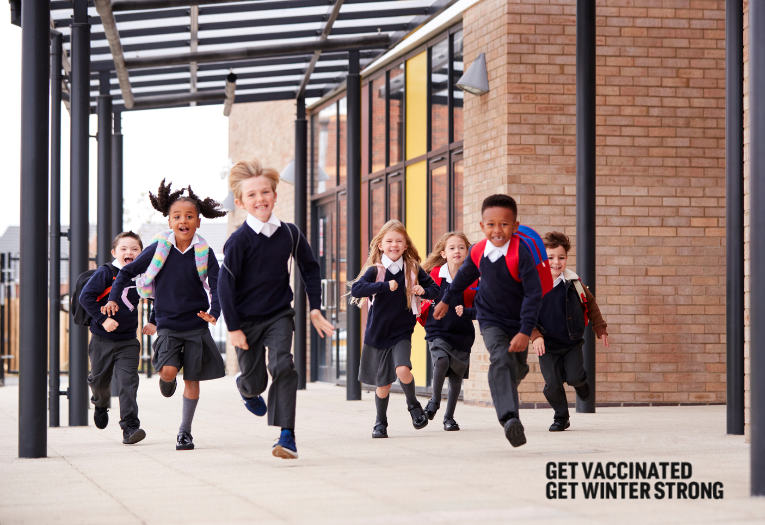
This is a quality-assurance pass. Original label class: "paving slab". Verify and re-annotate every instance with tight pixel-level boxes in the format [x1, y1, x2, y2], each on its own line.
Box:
[0, 374, 763, 524]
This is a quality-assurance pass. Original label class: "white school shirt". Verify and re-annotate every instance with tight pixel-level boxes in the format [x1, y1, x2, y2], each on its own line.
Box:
[439, 263, 453, 283]
[483, 239, 511, 263]
[246, 212, 281, 238]
[381, 254, 404, 275]
[167, 232, 200, 254]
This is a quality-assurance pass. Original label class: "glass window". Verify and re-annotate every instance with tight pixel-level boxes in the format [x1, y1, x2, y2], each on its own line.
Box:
[430, 163, 449, 243]
[316, 103, 338, 194]
[370, 177, 386, 236]
[338, 98, 347, 186]
[389, 64, 405, 166]
[452, 30, 464, 143]
[453, 156, 464, 232]
[371, 77, 386, 174]
[430, 39, 449, 151]
[388, 175, 403, 222]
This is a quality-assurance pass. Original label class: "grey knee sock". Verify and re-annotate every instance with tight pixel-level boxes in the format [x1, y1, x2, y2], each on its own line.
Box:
[400, 377, 418, 406]
[444, 375, 462, 419]
[431, 357, 449, 403]
[179, 396, 198, 434]
[375, 393, 389, 424]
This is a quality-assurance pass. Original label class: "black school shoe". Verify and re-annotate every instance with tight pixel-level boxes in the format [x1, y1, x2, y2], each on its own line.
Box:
[123, 426, 146, 444]
[94, 407, 108, 429]
[408, 402, 429, 430]
[503, 418, 527, 448]
[372, 421, 388, 438]
[159, 378, 177, 398]
[549, 419, 571, 432]
[575, 383, 590, 402]
[443, 417, 460, 431]
[176, 431, 194, 450]
[423, 400, 440, 420]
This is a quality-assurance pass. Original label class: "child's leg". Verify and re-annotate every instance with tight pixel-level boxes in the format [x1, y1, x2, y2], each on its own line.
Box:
[87, 337, 115, 412]
[430, 357, 448, 404]
[444, 374, 462, 420]
[158, 365, 179, 382]
[539, 351, 568, 421]
[481, 326, 521, 425]
[179, 380, 200, 435]
[375, 384, 391, 424]
[235, 322, 268, 399]
[562, 343, 588, 398]
[264, 316, 297, 429]
[396, 365, 417, 405]
[112, 339, 141, 430]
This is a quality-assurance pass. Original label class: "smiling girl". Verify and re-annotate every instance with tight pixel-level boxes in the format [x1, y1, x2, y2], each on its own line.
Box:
[103, 180, 227, 451]
[349, 220, 441, 438]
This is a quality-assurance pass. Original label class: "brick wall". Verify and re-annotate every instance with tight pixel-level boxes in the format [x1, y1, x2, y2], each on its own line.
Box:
[462, 0, 727, 408]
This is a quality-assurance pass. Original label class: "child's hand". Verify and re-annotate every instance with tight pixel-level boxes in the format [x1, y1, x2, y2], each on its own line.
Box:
[102, 318, 119, 332]
[432, 301, 449, 320]
[142, 323, 157, 336]
[509, 333, 530, 353]
[230, 329, 248, 350]
[601, 334, 609, 348]
[310, 309, 335, 339]
[198, 311, 217, 325]
[412, 284, 425, 296]
[455, 305, 464, 317]
[101, 301, 119, 317]
[389, 280, 398, 291]
[532, 336, 545, 356]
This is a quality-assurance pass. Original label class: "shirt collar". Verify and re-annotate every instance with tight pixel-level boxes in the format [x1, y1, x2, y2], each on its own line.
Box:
[246, 212, 281, 237]
[553, 273, 566, 288]
[111, 259, 123, 269]
[167, 232, 200, 254]
[484, 239, 511, 258]
[381, 254, 404, 274]
[438, 264, 453, 283]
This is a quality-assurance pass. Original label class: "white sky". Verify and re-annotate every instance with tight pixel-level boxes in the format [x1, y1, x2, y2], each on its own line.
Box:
[0, 25, 231, 237]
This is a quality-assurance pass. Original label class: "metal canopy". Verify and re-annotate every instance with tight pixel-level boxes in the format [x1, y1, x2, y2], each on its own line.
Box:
[49, 0, 453, 112]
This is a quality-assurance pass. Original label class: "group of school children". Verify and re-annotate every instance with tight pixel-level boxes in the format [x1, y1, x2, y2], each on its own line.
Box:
[79, 157, 608, 458]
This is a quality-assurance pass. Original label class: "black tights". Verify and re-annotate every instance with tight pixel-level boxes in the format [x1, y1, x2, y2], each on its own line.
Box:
[431, 357, 462, 419]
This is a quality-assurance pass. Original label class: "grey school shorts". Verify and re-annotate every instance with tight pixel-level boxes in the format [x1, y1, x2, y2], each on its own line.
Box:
[358, 339, 412, 387]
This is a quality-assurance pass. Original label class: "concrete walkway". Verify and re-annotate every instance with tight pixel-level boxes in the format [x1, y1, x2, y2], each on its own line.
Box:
[0, 374, 762, 524]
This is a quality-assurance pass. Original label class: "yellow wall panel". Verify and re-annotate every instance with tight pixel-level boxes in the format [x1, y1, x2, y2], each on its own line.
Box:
[406, 51, 427, 160]
[406, 160, 428, 385]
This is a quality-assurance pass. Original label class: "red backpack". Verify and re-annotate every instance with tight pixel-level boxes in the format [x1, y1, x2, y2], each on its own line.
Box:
[469, 225, 554, 297]
[417, 266, 479, 327]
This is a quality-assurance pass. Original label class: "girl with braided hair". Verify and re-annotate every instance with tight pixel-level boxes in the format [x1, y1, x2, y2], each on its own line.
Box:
[103, 180, 226, 451]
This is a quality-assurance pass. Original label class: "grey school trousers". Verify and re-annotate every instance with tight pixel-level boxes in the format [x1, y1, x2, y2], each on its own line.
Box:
[538, 340, 587, 421]
[481, 325, 527, 426]
[235, 308, 297, 429]
[87, 336, 140, 430]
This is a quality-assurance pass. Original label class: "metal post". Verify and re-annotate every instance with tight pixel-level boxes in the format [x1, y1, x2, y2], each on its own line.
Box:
[111, 112, 123, 238]
[69, 0, 91, 427]
[49, 31, 63, 428]
[726, 0, 745, 436]
[575, 0, 596, 414]
[294, 95, 308, 390]
[97, 72, 112, 266]
[18, 0, 51, 458]
[0, 254, 5, 386]
[751, 0, 765, 497]
[346, 50, 362, 400]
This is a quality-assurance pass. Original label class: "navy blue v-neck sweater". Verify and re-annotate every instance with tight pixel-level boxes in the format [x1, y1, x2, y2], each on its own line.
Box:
[81, 264, 142, 340]
[423, 274, 476, 351]
[443, 242, 542, 338]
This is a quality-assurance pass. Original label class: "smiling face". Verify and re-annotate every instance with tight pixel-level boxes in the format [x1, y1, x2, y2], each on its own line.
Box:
[546, 245, 568, 280]
[168, 200, 201, 244]
[111, 237, 142, 267]
[235, 175, 277, 222]
[378, 229, 407, 262]
[441, 235, 468, 268]
[480, 206, 519, 247]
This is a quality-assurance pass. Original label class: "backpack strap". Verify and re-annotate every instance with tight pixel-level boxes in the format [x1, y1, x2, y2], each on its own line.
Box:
[470, 239, 487, 269]
[95, 263, 119, 302]
[429, 266, 442, 287]
[504, 236, 522, 282]
[571, 278, 590, 326]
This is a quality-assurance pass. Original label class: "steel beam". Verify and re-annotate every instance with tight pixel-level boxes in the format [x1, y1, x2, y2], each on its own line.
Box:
[93, 0, 134, 108]
[69, 0, 92, 427]
[111, 112, 124, 238]
[49, 31, 63, 429]
[130, 89, 226, 110]
[97, 72, 113, 267]
[346, 50, 362, 401]
[296, 0, 345, 99]
[575, 0, 596, 414]
[19, 0, 51, 458]
[294, 96, 308, 390]
[112, 0, 254, 11]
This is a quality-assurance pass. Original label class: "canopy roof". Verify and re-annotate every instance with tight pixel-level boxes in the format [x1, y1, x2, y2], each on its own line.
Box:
[48, 0, 453, 112]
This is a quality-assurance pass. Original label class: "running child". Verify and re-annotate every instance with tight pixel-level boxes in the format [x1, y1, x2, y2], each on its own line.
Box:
[349, 220, 441, 438]
[421, 232, 477, 431]
[80, 231, 154, 444]
[103, 180, 226, 451]
[531, 231, 608, 431]
[219, 158, 334, 460]
[433, 194, 543, 447]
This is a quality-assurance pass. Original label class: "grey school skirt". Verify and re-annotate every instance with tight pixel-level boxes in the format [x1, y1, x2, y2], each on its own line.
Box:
[152, 327, 225, 382]
[428, 338, 470, 379]
[359, 339, 412, 387]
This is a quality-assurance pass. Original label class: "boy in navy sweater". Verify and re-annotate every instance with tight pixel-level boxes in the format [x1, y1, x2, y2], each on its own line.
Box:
[531, 231, 608, 432]
[433, 194, 542, 447]
[219, 158, 334, 459]
[80, 232, 153, 444]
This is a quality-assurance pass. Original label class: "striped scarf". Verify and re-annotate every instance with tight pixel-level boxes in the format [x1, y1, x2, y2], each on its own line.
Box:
[135, 230, 210, 299]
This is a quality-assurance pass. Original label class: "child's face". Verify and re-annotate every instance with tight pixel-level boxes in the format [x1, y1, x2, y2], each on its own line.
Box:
[111, 238, 142, 267]
[168, 201, 201, 244]
[440, 236, 468, 268]
[547, 245, 567, 280]
[236, 175, 277, 222]
[379, 230, 407, 262]
[479, 207, 519, 247]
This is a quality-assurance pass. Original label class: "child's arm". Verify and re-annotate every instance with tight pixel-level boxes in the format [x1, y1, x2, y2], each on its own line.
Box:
[218, 239, 243, 332]
[459, 306, 477, 320]
[508, 244, 543, 353]
[104, 243, 156, 315]
[582, 284, 609, 346]
[80, 266, 114, 327]
[530, 327, 545, 356]
[197, 249, 220, 325]
[413, 267, 441, 300]
[434, 246, 480, 319]
[292, 227, 334, 338]
[351, 267, 389, 298]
